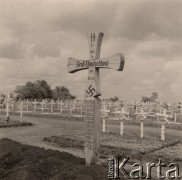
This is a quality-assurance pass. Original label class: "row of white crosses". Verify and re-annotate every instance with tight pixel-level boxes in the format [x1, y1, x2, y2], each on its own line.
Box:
[101, 101, 129, 136]
[100, 100, 176, 141]
[4, 99, 84, 115]
[4, 98, 181, 124]
[2, 98, 85, 123]
[68, 32, 124, 165]
[132, 101, 182, 122]
[1, 97, 181, 116]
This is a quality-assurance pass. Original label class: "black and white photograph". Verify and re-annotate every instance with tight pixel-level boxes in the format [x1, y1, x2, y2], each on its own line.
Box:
[0, 0, 181, 179]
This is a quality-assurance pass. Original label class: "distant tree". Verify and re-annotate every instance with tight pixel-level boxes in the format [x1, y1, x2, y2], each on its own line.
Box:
[151, 92, 158, 102]
[14, 82, 36, 100]
[0, 93, 6, 99]
[13, 80, 76, 101]
[141, 92, 158, 102]
[14, 80, 53, 100]
[53, 86, 76, 100]
[141, 96, 152, 103]
[34, 80, 52, 99]
[0, 93, 6, 104]
[109, 96, 119, 102]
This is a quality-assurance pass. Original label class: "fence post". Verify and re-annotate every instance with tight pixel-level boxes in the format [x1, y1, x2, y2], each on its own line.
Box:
[51, 99, 53, 113]
[20, 108, 23, 122]
[42, 100, 44, 112]
[11, 101, 14, 110]
[20, 101, 23, 122]
[103, 118, 106, 132]
[57, 102, 60, 112]
[157, 115, 159, 121]
[34, 99, 37, 112]
[70, 103, 72, 114]
[120, 120, 124, 136]
[141, 120, 144, 138]
[101, 112, 108, 133]
[26, 99, 29, 111]
[174, 112, 177, 122]
[60, 101, 63, 113]
[6, 94, 10, 123]
[161, 124, 165, 141]
[80, 106, 83, 115]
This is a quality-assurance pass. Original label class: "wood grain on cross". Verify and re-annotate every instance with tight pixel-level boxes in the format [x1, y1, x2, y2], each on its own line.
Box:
[68, 33, 124, 97]
[67, 32, 125, 165]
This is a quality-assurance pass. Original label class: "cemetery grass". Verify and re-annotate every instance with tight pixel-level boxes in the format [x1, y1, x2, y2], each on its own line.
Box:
[44, 129, 182, 163]
[43, 116, 182, 164]
[0, 114, 181, 179]
[0, 113, 181, 161]
[0, 119, 33, 128]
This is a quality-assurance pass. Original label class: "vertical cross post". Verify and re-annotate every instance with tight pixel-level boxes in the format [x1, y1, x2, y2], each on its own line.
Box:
[60, 100, 63, 113]
[84, 32, 103, 165]
[161, 124, 165, 141]
[50, 99, 54, 113]
[26, 99, 29, 111]
[34, 99, 37, 112]
[20, 100, 23, 122]
[6, 94, 11, 123]
[120, 121, 124, 136]
[67, 32, 124, 165]
[141, 120, 144, 138]
[41, 100, 44, 112]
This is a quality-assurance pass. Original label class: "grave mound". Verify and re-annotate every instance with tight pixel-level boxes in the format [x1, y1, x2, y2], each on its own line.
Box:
[0, 120, 32, 128]
[43, 133, 181, 163]
[0, 138, 108, 180]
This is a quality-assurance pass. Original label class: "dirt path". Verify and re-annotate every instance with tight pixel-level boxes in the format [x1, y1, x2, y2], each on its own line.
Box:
[0, 115, 85, 158]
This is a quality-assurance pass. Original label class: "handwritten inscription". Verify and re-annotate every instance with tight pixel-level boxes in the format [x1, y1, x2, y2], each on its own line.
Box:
[88, 69, 94, 80]
[88, 77, 95, 80]
[84, 99, 95, 150]
[90, 50, 95, 54]
[76, 60, 108, 68]
[90, 33, 96, 42]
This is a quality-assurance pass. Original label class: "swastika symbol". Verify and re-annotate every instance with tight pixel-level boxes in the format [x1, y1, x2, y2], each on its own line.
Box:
[86, 85, 96, 97]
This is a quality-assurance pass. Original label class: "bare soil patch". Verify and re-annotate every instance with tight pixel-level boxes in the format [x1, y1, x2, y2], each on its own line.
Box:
[0, 138, 108, 180]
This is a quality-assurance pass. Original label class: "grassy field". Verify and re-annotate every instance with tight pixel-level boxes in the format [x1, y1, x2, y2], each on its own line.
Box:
[0, 113, 181, 179]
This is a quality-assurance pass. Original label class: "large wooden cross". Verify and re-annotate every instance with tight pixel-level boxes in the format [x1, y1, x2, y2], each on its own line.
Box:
[67, 32, 125, 165]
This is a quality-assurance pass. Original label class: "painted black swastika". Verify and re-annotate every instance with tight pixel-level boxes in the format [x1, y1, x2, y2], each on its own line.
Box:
[86, 85, 96, 97]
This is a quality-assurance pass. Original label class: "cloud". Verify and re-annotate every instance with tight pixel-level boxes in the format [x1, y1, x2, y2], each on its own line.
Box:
[0, 0, 181, 102]
[111, 0, 182, 41]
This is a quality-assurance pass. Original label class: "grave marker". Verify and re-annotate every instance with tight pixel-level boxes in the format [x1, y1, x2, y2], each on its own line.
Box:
[101, 111, 108, 132]
[33, 99, 37, 112]
[26, 99, 29, 111]
[141, 120, 144, 138]
[50, 99, 54, 113]
[41, 100, 44, 112]
[161, 124, 165, 141]
[19, 100, 23, 122]
[6, 94, 11, 123]
[120, 121, 124, 136]
[67, 32, 125, 165]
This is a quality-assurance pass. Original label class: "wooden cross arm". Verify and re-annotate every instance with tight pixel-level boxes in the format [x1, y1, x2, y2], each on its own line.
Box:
[68, 53, 125, 73]
[99, 53, 124, 71]
[68, 58, 88, 73]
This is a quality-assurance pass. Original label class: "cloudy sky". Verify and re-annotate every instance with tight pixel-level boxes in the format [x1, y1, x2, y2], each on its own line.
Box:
[0, 0, 182, 102]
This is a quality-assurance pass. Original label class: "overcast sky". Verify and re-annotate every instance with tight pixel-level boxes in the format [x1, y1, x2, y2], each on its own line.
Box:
[0, 0, 182, 102]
